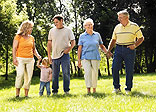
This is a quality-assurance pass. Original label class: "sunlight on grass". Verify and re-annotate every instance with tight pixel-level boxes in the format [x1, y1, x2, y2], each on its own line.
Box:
[0, 73, 156, 112]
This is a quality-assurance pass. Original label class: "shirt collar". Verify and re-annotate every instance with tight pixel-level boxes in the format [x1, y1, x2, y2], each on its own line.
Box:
[84, 31, 95, 36]
[121, 20, 131, 27]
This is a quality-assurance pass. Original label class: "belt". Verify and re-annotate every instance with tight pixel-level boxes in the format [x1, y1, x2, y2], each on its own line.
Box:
[116, 44, 130, 47]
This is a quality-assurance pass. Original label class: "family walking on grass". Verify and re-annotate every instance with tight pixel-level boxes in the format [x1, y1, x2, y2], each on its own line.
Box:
[12, 9, 144, 97]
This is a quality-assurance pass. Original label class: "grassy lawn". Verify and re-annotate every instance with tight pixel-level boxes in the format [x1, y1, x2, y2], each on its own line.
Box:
[0, 73, 156, 112]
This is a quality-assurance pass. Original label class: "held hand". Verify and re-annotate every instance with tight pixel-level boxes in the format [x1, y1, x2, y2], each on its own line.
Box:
[48, 57, 52, 64]
[39, 58, 42, 61]
[13, 58, 18, 66]
[38, 56, 42, 60]
[78, 60, 82, 68]
[127, 44, 136, 50]
[106, 51, 113, 59]
[63, 47, 70, 54]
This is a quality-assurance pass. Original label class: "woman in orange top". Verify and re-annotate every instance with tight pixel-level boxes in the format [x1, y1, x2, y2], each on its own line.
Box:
[13, 20, 41, 98]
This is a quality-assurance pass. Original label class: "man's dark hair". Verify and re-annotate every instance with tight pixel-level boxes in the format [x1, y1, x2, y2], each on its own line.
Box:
[52, 15, 63, 21]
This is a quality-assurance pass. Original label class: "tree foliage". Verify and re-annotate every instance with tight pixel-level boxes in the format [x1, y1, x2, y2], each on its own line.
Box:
[0, 0, 156, 79]
[0, 0, 28, 79]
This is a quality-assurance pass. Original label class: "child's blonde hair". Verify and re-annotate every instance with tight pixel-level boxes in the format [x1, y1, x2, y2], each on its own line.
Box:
[42, 57, 49, 66]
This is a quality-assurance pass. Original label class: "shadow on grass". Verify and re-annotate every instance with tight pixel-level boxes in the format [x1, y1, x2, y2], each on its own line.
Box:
[7, 94, 78, 102]
[82, 90, 156, 99]
[49, 93, 78, 99]
[131, 91, 156, 99]
[107, 91, 156, 99]
[7, 96, 32, 102]
[83, 92, 112, 98]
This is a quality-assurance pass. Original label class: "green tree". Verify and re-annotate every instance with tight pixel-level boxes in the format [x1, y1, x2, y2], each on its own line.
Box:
[0, 0, 28, 80]
[138, 0, 156, 73]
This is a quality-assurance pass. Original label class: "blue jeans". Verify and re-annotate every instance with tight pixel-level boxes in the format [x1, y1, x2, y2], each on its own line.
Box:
[52, 53, 70, 93]
[39, 81, 51, 96]
[112, 45, 136, 91]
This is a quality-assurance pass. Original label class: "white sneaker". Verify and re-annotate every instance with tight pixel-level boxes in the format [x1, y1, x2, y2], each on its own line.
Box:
[125, 90, 131, 95]
[112, 88, 121, 93]
[64, 91, 69, 95]
[53, 92, 58, 95]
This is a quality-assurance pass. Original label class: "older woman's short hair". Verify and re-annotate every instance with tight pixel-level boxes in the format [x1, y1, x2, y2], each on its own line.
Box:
[117, 10, 130, 18]
[83, 18, 94, 27]
[17, 20, 34, 35]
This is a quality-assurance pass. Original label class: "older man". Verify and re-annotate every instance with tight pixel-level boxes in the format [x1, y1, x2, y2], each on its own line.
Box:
[47, 15, 75, 94]
[107, 10, 144, 94]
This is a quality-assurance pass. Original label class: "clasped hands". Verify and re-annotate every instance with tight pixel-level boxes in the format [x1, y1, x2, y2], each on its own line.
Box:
[106, 51, 113, 59]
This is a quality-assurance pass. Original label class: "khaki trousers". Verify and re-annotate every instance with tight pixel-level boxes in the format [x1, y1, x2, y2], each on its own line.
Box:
[15, 57, 35, 89]
[82, 59, 100, 88]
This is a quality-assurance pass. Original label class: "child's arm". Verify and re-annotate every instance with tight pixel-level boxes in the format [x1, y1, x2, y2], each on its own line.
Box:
[48, 68, 52, 81]
[36, 59, 42, 68]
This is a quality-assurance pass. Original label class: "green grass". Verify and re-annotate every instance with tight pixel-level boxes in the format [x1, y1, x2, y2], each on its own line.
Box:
[0, 73, 156, 112]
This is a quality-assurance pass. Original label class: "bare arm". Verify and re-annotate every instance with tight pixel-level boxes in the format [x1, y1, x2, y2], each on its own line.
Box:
[127, 37, 144, 50]
[47, 40, 52, 64]
[78, 45, 82, 68]
[12, 39, 19, 66]
[64, 40, 75, 54]
[33, 43, 41, 59]
[100, 44, 108, 54]
[36, 59, 42, 68]
[107, 39, 116, 52]
[106, 39, 116, 58]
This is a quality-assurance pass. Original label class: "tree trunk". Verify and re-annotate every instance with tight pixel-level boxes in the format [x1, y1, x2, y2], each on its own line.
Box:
[5, 39, 8, 80]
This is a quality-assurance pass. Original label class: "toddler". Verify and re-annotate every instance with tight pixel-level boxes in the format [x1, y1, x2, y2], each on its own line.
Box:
[37, 57, 52, 96]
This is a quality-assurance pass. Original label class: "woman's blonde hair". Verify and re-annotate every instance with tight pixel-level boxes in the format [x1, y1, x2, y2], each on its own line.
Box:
[42, 57, 49, 66]
[17, 20, 34, 35]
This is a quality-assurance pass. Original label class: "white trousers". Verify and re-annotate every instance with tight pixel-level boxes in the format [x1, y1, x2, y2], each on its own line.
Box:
[82, 60, 100, 88]
[15, 57, 35, 89]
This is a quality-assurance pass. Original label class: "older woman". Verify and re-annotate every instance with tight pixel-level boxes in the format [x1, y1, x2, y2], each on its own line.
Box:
[78, 18, 109, 94]
[13, 20, 41, 97]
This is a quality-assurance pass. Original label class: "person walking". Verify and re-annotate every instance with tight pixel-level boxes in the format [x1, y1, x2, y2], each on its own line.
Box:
[107, 10, 144, 94]
[78, 18, 109, 94]
[47, 15, 75, 94]
[13, 20, 41, 97]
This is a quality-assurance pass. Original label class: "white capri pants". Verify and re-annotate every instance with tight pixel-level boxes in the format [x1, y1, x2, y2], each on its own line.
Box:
[82, 59, 100, 88]
[15, 57, 35, 89]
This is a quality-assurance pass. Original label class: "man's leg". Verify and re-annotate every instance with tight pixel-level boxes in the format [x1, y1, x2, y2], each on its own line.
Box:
[124, 48, 136, 91]
[61, 54, 70, 92]
[112, 46, 123, 89]
[52, 59, 60, 93]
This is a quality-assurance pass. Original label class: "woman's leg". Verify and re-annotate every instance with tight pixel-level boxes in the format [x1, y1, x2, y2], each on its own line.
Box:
[24, 88, 29, 97]
[23, 58, 35, 96]
[15, 58, 25, 97]
[91, 60, 100, 93]
[82, 60, 92, 94]
[16, 88, 20, 97]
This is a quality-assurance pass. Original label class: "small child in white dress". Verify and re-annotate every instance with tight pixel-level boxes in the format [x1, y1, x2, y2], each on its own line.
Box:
[37, 57, 52, 96]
